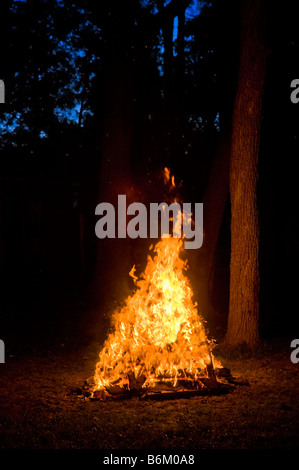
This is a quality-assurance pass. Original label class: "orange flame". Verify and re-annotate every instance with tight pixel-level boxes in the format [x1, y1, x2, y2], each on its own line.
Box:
[163, 167, 176, 189]
[93, 168, 219, 393]
[93, 236, 216, 392]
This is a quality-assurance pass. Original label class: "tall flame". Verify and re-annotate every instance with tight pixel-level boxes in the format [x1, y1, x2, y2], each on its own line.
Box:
[93, 236, 214, 392]
[93, 168, 218, 393]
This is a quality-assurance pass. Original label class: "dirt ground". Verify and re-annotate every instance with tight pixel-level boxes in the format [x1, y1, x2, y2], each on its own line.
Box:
[0, 334, 298, 451]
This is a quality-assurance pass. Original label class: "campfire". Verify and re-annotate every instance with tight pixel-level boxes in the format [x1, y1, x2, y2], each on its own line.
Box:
[87, 169, 230, 400]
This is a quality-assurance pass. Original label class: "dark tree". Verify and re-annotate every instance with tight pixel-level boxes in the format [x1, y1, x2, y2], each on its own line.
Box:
[224, 0, 269, 348]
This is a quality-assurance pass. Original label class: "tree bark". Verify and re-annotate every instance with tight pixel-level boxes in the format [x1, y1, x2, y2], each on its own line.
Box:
[197, 126, 231, 316]
[224, 0, 269, 348]
[195, 0, 239, 325]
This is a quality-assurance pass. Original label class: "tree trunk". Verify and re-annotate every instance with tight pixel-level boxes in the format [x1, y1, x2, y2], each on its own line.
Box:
[224, 0, 269, 348]
[197, 126, 231, 317]
[195, 0, 239, 327]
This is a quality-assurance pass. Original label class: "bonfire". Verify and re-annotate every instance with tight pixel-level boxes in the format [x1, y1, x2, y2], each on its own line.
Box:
[91, 169, 224, 399]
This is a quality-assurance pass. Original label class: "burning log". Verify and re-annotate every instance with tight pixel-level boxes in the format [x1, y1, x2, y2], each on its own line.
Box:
[216, 367, 231, 378]
[140, 385, 230, 401]
[127, 372, 147, 391]
[71, 363, 249, 402]
[106, 385, 130, 395]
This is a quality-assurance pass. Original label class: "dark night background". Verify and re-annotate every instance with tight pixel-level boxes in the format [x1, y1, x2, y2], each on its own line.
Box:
[0, 0, 299, 455]
[1, 0, 298, 349]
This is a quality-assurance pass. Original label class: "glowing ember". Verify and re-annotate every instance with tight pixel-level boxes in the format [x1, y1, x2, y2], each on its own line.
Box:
[93, 234, 219, 393]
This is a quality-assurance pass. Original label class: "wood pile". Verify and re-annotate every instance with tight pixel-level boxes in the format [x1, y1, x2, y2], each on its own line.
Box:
[69, 366, 248, 401]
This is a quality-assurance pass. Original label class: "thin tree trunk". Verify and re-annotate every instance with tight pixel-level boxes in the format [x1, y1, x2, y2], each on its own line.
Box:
[195, 0, 239, 324]
[224, 0, 269, 348]
[197, 126, 231, 317]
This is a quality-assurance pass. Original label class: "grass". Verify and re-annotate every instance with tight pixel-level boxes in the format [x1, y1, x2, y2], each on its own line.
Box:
[0, 334, 298, 450]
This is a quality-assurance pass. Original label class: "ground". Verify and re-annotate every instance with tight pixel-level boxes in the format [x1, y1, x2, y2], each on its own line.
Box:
[0, 332, 298, 451]
[0, 286, 298, 453]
